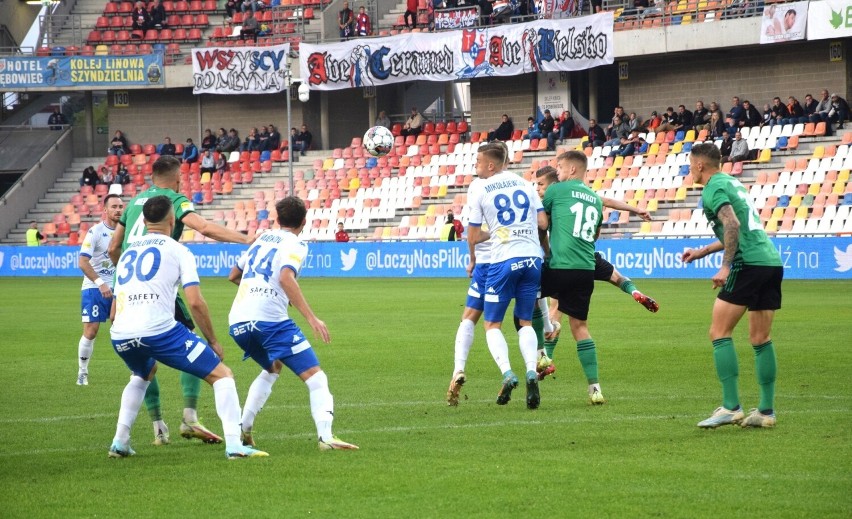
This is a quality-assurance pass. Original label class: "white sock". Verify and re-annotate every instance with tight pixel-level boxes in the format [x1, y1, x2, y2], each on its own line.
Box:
[114, 376, 149, 444]
[518, 326, 539, 373]
[182, 407, 198, 424]
[212, 377, 242, 451]
[152, 420, 168, 437]
[485, 328, 512, 375]
[241, 370, 279, 432]
[589, 383, 602, 395]
[537, 299, 553, 333]
[305, 371, 334, 441]
[78, 336, 94, 372]
[453, 319, 475, 375]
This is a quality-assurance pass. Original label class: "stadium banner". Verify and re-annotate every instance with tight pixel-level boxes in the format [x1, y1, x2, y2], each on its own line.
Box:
[300, 12, 614, 91]
[1, 237, 851, 279]
[759, 1, 808, 44]
[0, 55, 164, 89]
[191, 43, 291, 95]
[434, 6, 481, 30]
[806, 0, 852, 40]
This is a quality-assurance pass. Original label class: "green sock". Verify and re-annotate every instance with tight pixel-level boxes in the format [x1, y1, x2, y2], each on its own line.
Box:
[544, 336, 558, 358]
[619, 279, 637, 295]
[181, 371, 201, 411]
[144, 375, 162, 422]
[576, 338, 599, 384]
[753, 340, 776, 413]
[712, 338, 740, 410]
[531, 306, 544, 349]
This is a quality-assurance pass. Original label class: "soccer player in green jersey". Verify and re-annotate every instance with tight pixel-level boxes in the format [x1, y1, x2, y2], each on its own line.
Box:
[108, 156, 254, 445]
[539, 151, 606, 404]
[683, 143, 782, 429]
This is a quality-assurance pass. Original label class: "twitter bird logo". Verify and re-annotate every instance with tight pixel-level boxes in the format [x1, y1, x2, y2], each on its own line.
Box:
[340, 248, 357, 272]
[834, 245, 852, 273]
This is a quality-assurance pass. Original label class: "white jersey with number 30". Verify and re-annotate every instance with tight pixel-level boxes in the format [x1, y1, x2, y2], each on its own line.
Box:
[467, 171, 543, 264]
[111, 234, 200, 340]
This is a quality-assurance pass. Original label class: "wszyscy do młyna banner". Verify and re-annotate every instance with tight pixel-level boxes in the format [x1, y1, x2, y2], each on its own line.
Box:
[191, 43, 290, 94]
[1, 237, 850, 279]
[0, 55, 164, 89]
[299, 12, 613, 91]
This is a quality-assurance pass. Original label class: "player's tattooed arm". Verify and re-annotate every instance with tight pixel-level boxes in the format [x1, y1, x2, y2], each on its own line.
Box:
[716, 204, 740, 267]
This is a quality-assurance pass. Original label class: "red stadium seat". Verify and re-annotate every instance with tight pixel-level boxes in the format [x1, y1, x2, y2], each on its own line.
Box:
[104, 2, 117, 13]
[109, 44, 123, 55]
[189, 0, 202, 10]
[118, 2, 133, 13]
[173, 28, 187, 40]
[202, 0, 216, 10]
[96, 16, 109, 28]
[109, 16, 123, 28]
[187, 28, 202, 40]
[195, 13, 209, 25]
[159, 28, 173, 40]
[87, 31, 101, 43]
[101, 30, 116, 42]
[144, 29, 159, 40]
[116, 30, 131, 42]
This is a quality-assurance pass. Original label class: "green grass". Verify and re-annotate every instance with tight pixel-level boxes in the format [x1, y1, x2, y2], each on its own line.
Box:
[0, 277, 850, 518]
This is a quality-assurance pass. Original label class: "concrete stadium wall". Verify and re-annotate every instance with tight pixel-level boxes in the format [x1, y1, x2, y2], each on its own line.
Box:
[469, 74, 536, 137]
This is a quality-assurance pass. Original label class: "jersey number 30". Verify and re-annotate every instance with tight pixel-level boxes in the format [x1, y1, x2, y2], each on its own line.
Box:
[117, 247, 162, 283]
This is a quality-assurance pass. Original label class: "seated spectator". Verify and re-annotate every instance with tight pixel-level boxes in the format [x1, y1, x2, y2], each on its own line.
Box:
[215, 152, 227, 174]
[242, 0, 264, 13]
[400, 107, 423, 137]
[626, 112, 640, 132]
[487, 114, 514, 141]
[829, 93, 849, 130]
[182, 138, 199, 163]
[642, 0, 665, 17]
[584, 118, 606, 148]
[604, 116, 629, 146]
[709, 111, 726, 139]
[656, 107, 680, 133]
[708, 101, 723, 122]
[266, 124, 280, 151]
[608, 130, 644, 157]
[538, 110, 556, 148]
[524, 117, 542, 140]
[131, 1, 152, 30]
[99, 166, 114, 185]
[719, 131, 733, 158]
[785, 96, 807, 125]
[241, 11, 260, 42]
[200, 128, 216, 151]
[768, 97, 789, 127]
[80, 166, 99, 187]
[726, 96, 743, 132]
[620, 0, 649, 18]
[643, 110, 661, 131]
[289, 127, 300, 152]
[739, 100, 762, 129]
[723, 131, 750, 163]
[158, 136, 176, 156]
[150, 0, 167, 28]
[296, 124, 312, 155]
[116, 165, 131, 185]
[214, 127, 228, 150]
[761, 103, 772, 127]
[257, 126, 270, 150]
[200, 149, 216, 174]
[376, 110, 391, 130]
[811, 89, 832, 124]
[243, 128, 260, 152]
[108, 130, 128, 156]
[693, 101, 710, 132]
[335, 222, 350, 242]
[355, 5, 372, 36]
[225, 0, 239, 20]
[217, 128, 240, 153]
[449, 209, 463, 239]
[607, 106, 625, 132]
[555, 110, 576, 142]
[675, 104, 694, 132]
[48, 106, 67, 130]
[803, 93, 818, 121]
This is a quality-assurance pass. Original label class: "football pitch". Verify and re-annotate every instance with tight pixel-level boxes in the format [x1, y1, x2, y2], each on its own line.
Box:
[0, 277, 850, 518]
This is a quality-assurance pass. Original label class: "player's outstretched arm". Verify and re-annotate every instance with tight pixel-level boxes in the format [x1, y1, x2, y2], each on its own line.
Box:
[279, 268, 330, 344]
[601, 196, 652, 222]
[682, 240, 724, 263]
[183, 212, 254, 245]
[183, 284, 223, 359]
[228, 265, 243, 285]
[107, 223, 126, 265]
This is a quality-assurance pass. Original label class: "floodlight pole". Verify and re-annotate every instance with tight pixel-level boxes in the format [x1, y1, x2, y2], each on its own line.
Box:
[286, 62, 294, 197]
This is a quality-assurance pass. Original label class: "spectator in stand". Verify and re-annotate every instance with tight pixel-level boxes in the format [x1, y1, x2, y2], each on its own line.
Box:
[829, 93, 849, 130]
[693, 100, 710, 132]
[182, 138, 199, 163]
[553, 110, 576, 144]
[811, 89, 832, 124]
[802, 93, 818, 121]
[584, 118, 606, 148]
[487, 114, 514, 141]
[132, 1, 152, 30]
[524, 117, 542, 140]
[608, 130, 644, 157]
[726, 96, 744, 133]
[626, 112, 640, 131]
[296, 124, 313, 155]
[643, 110, 661, 131]
[116, 164, 131, 185]
[401, 107, 423, 137]
[675, 104, 694, 132]
[289, 127, 300, 153]
[26, 221, 44, 247]
[108, 130, 128, 156]
[785, 96, 807, 125]
[80, 166, 99, 187]
[214, 127, 227, 150]
[768, 97, 789, 127]
[718, 130, 733, 158]
[723, 130, 750, 164]
[241, 11, 259, 42]
[405, 0, 418, 28]
[708, 101, 723, 121]
[739, 99, 762, 129]
[225, 0, 239, 21]
[99, 166, 115, 185]
[200, 128, 216, 151]
[441, 213, 457, 241]
[620, 0, 649, 19]
[538, 109, 556, 148]
[376, 110, 391, 130]
[200, 149, 216, 174]
[355, 5, 372, 36]
[48, 106, 67, 130]
[243, 127, 260, 152]
[150, 0, 167, 28]
[603, 115, 629, 146]
[761, 103, 772, 127]
[216, 128, 240, 153]
[339, 0, 354, 40]
[258, 126, 270, 151]
[267, 124, 280, 151]
[448, 208, 463, 239]
[709, 111, 726, 139]
[242, 0, 263, 13]
[607, 105, 626, 131]
[158, 136, 176, 156]
[335, 222, 350, 242]
[215, 152, 227, 175]
[656, 106, 680, 133]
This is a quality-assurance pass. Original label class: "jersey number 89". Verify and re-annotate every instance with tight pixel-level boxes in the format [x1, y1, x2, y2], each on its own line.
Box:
[494, 190, 530, 225]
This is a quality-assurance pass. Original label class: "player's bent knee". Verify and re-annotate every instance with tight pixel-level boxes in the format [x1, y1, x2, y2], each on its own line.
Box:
[298, 365, 322, 382]
[750, 333, 771, 346]
[204, 362, 233, 384]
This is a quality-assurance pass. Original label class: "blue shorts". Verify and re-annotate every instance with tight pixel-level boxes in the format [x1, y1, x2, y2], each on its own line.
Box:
[81, 287, 112, 323]
[483, 257, 542, 323]
[112, 323, 221, 379]
[464, 263, 490, 311]
[229, 320, 320, 376]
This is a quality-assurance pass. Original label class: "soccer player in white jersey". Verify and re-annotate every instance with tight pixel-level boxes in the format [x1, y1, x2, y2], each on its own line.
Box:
[108, 195, 267, 459]
[227, 197, 358, 451]
[466, 142, 548, 409]
[77, 194, 123, 385]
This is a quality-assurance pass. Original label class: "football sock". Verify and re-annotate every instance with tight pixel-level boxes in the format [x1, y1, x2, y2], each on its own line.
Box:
[518, 326, 539, 373]
[485, 328, 512, 375]
[576, 339, 599, 384]
[212, 377, 241, 451]
[453, 319, 475, 375]
[531, 307, 545, 349]
[753, 340, 776, 414]
[305, 371, 334, 441]
[619, 279, 638, 295]
[538, 299, 553, 333]
[144, 375, 163, 422]
[152, 420, 167, 437]
[78, 336, 94, 372]
[712, 338, 740, 411]
[544, 334, 558, 359]
[589, 382, 601, 395]
[180, 372, 201, 413]
[242, 370, 279, 432]
[115, 376, 149, 444]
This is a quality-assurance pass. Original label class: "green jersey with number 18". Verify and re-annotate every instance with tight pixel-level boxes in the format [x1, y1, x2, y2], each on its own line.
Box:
[119, 186, 195, 251]
[542, 179, 603, 270]
[701, 173, 781, 266]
